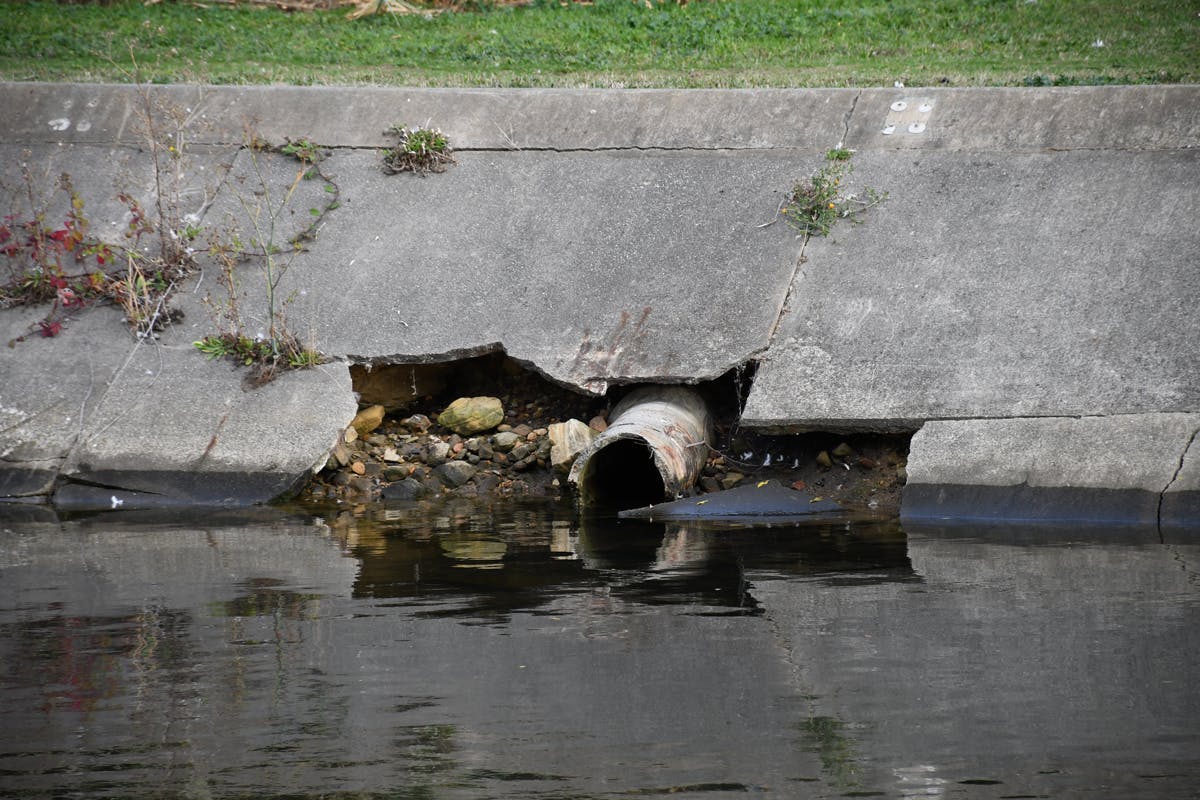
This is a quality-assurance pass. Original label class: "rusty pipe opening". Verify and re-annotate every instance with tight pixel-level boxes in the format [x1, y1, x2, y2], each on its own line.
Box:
[568, 386, 712, 510]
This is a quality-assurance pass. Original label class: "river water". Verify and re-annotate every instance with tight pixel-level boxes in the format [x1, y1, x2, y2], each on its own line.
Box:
[1, 499, 1197, 799]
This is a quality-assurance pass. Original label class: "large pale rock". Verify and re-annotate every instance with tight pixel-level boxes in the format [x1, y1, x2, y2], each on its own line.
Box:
[549, 419, 598, 473]
[438, 397, 504, 435]
[351, 405, 386, 437]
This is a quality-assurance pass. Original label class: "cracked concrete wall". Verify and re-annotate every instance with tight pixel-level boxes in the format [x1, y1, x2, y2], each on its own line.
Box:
[1, 83, 1197, 522]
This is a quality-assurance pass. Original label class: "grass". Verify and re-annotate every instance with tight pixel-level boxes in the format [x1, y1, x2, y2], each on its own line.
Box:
[0, 0, 1195, 88]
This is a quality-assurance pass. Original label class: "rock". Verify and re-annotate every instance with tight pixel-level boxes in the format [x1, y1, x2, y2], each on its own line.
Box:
[721, 472, 744, 490]
[491, 431, 520, 452]
[351, 461, 366, 475]
[382, 447, 402, 462]
[343, 425, 358, 444]
[474, 472, 501, 494]
[351, 404, 386, 437]
[424, 441, 451, 466]
[511, 423, 533, 438]
[816, 450, 833, 468]
[435, 461, 477, 488]
[511, 443, 535, 461]
[588, 415, 608, 433]
[549, 419, 598, 473]
[832, 442, 856, 459]
[438, 397, 505, 435]
[382, 478, 423, 500]
[382, 465, 410, 482]
[401, 413, 432, 433]
[700, 476, 721, 493]
[329, 441, 351, 467]
[366, 434, 388, 446]
[348, 476, 375, 494]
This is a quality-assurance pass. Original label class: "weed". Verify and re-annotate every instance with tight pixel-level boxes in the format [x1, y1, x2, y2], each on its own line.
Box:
[381, 125, 456, 175]
[193, 128, 332, 386]
[781, 150, 886, 239]
[278, 137, 324, 167]
[194, 330, 324, 385]
[1, 171, 115, 340]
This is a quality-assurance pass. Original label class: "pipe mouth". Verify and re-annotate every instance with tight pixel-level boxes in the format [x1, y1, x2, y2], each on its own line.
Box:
[576, 436, 667, 511]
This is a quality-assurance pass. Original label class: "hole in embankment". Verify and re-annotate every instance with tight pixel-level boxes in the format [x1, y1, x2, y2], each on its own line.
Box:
[313, 353, 911, 513]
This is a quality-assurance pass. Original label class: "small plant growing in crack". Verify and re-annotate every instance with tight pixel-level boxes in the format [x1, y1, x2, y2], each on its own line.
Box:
[194, 128, 330, 388]
[381, 124, 455, 175]
[778, 148, 886, 238]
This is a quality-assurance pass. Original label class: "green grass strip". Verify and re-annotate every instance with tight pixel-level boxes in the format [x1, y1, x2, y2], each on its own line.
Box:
[1, 0, 1196, 87]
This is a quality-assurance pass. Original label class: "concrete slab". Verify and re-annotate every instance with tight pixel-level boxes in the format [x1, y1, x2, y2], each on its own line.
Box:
[901, 414, 1200, 527]
[846, 85, 1200, 152]
[58, 340, 356, 508]
[742, 147, 1200, 430]
[0, 307, 132, 496]
[1163, 428, 1200, 533]
[0, 142, 236, 247]
[0, 82, 856, 150]
[3, 82, 1199, 517]
[250, 147, 805, 393]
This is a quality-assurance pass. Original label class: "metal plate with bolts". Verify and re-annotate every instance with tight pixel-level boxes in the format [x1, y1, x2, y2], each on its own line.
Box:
[882, 97, 935, 136]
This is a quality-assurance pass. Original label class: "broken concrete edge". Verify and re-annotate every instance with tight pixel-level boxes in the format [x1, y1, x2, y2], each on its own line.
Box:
[348, 342, 765, 398]
[901, 413, 1200, 531]
[4, 83, 1197, 153]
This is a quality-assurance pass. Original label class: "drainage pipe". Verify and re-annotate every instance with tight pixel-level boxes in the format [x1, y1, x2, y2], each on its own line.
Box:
[568, 386, 712, 508]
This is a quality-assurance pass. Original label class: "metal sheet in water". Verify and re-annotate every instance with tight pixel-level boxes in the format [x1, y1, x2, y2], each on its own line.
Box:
[619, 479, 843, 522]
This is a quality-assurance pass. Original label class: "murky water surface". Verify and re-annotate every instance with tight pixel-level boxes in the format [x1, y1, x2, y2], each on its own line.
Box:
[1, 500, 1197, 799]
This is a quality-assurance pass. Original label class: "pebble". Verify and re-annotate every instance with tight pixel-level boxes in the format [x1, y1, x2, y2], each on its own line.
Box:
[491, 431, 520, 452]
[351, 405, 386, 436]
[382, 479, 423, 500]
[721, 472, 744, 490]
[402, 414, 431, 433]
[435, 461, 477, 488]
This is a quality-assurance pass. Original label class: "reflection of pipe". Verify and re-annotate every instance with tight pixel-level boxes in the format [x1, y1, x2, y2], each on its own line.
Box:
[569, 386, 712, 507]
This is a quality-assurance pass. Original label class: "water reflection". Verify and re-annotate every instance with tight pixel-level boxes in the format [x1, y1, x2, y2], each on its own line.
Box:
[330, 499, 914, 621]
[0, 500, 1196, 799]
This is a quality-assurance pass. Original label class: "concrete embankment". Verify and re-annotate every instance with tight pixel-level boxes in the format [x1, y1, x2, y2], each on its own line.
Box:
[0, 83, 1196, 528]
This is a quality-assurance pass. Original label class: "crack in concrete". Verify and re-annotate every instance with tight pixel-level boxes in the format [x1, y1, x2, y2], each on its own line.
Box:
[1158, 424, 1199, 539]
[840, 89, 861, 148]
